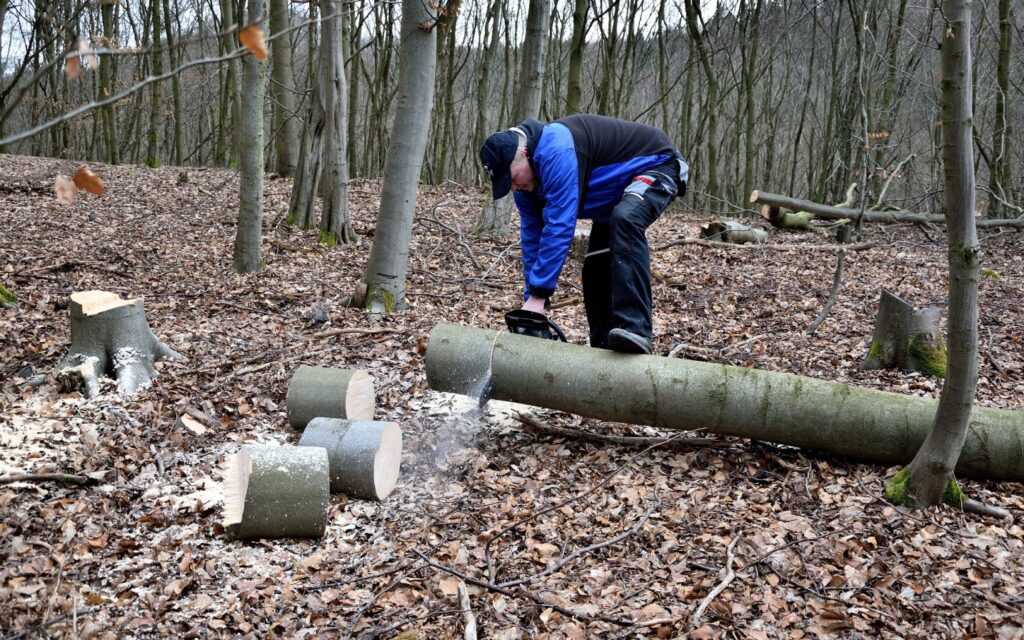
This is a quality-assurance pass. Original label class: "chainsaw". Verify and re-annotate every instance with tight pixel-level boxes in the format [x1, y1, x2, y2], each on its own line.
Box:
[504, 309, 567, 342]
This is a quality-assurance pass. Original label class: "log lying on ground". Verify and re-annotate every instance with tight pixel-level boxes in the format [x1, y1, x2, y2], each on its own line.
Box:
[222, 445, 330, 539]
[861, 290, 946, 377]
[297, 418, 402, 499]
[699, 221, 768, 244]
[286, 365, 375, 429]
[751, 190, 1024, 230]
[760, 205, 814, 230]
[58, 291, 182, 397]
[425, 324, 1024, 482]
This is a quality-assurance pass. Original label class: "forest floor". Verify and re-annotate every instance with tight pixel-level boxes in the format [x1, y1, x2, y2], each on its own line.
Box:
[1, 153, 1024, 640]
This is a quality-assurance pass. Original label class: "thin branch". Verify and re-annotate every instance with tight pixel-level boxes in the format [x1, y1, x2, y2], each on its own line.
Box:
[690, 536, 740, 628]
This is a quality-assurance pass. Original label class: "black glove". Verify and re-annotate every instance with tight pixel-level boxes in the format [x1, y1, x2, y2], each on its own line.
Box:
[505, 309, 567, 342]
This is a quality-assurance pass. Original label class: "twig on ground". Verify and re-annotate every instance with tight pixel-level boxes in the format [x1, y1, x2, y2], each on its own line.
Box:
[653, 238, 879, 253]
[457, 581, 477, 640]
[0, 473, 96, 487]
[515, 413, 721, 451]
[1, 608, 96, 640]
[691, 536, 741, 628]
[806, 249, 846, 334]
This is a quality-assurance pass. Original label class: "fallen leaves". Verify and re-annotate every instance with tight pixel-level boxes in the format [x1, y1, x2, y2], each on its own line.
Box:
[54, 166, 106, 204]
[238, 26, 267, 61]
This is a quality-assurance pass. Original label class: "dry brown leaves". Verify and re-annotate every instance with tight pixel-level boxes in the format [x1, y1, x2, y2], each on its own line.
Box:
[1, 154, 1023, 639]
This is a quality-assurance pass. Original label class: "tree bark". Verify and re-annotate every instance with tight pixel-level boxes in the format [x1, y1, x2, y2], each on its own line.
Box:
[425, 324, 1024, 482]
[145, 0, 163, 168]
[318, 0, 355, 245]
[288, 0, 323, 229]
[233, 0, 265, 273]
[359, 0, 437, 313]
[512, 0, 549, 122]
[860, 290, 945, 377]
[269, 0, 298, 176]
[988, 0, 1012, 218]
[750, 190, 1024, 230]
[99, 0, 120, 165]
[896, 0, 982, 507]
[565, 0, 587, 115]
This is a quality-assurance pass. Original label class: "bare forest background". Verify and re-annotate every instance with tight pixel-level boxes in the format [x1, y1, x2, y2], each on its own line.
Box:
[0, 0, 1020, 219]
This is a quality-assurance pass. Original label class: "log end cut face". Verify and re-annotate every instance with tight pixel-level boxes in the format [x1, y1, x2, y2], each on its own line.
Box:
[373, 422, 403, 500]
[346, 371, 375, 421]
[70, 290, 139, 315]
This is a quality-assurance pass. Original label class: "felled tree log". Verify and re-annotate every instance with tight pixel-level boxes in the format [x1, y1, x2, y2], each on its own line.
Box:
[58, 291, 181, 397]
[699, 221, 768, 244]
[222, 445, 330, 539]
[760, 205, 813, 230]
[425, 324, 1024, 482]
[861, 290, 946, 377]
[750, 190, 1024, 230]
[297, 418, 402, 499]
[286, 365, 375, 429]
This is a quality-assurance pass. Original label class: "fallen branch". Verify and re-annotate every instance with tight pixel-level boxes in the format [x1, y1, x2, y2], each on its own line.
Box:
[652, 237, 879, 252]
[959, 498, 1011, 520]
[0, 473, 96, 487]
[806, 249, 846, 334]
[691, 536, 741, 628]
[457, 582, 477, 640]
[515, 413, 721, 450]
[750, 190, 1024, 230]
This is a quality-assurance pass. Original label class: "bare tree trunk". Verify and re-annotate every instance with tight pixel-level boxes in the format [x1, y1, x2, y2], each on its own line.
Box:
[513, 0, 549, 122]
[888, 0, 980, 508]
[233, 0, 265, 273]
[989, 0, 1012, 217]
[685, 0, 719, 212]
[145, 0, 163, 168]
[269, 0, 298, 176]
[100, 0, 120, 164]
[288, 0, 322, 229]
[162, 0, 183, 165]
[318, 0, 354, 245]
[565, 0, 587, 115]
[221, 0, 242, 165]
[358, 0, 437, 313]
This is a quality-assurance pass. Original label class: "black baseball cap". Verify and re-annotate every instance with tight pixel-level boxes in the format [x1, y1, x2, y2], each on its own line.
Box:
[480, 130, 520, 200]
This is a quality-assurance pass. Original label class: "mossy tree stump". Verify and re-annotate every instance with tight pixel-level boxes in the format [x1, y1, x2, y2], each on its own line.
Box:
[286, 365, 375, 429]
[297, 418, 402, 500]
[57, 291, 182, 397]
[860, 290, 946, 377]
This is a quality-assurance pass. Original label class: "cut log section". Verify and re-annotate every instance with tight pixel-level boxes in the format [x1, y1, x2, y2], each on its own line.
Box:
[425, 324, 1024, 482]
[699, 221, 768, 245]
[860, 290, 946, 377]
[222, 444, 330, 540]
[286, 365, 375, 429]
[58, 290, 182, 397]
[297, 418, 402, 499]
[760, 205, 813, 230]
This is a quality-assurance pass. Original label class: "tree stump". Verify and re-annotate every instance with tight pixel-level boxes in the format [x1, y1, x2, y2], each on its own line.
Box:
[699, 220, 768, 244]
[222, 445, 330, 540]
[297, 418, 402, 500]
[860, 290, 946, 377]
[57, 291, 182, 397]
[286, 365, 375, 429]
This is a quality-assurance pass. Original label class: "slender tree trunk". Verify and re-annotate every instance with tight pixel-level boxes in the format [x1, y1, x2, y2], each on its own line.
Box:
[359, 0, 437, 313]
[162, 0, 183, 164]
[318, 0, 354, 245]
[685, 0, 718, 212]
[288, 0, 322, 229]
[513, 0, 549, 122]
[234, 0, 265, 273]
[269, 0, 298, 176]
[565, 0, 587, 115]
[99, 0, 120, 164]
[473, 0, 499, 154]
[892, 0, 980, 507]
[221, 0, 242, 165]
[146, 0, 163, 167]
[989, 0, 1012, 217]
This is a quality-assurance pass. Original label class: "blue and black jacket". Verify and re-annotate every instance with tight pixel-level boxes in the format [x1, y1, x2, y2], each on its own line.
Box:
[512, 114, 689, 300]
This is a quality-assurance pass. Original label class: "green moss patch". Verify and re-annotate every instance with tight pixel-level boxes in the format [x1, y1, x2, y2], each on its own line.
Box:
[908, 334, 947, 378]
[0, 283, 18, 306]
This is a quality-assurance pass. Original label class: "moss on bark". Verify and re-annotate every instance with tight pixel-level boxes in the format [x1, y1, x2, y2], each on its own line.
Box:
[0, 283, 17, 307]
[885, 467, 965, 508]
[907, 335, 947, 378]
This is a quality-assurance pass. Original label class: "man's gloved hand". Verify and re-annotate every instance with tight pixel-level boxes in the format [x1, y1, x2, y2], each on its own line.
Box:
[522, 295, 546, 313]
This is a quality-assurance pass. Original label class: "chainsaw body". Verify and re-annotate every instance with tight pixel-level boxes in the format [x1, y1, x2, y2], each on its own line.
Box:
[504, 309, 567, 342]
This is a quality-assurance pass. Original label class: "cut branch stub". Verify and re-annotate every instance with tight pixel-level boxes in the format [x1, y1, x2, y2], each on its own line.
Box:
[286, 365, 375, 429]
[58, 290, 182, 397]
[222, 445, 330, 540]
[699, 220, 767, 245]
[297, 418, 402, 500]
[860, 290, 946, 377]
[760, 205, 813, 230]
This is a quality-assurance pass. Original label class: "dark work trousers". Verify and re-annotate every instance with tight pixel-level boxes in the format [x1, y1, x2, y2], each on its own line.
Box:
[582, 161, 680, 349]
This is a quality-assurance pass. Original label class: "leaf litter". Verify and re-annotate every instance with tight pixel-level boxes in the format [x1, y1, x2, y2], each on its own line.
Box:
[0, 154, 1023, 638]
